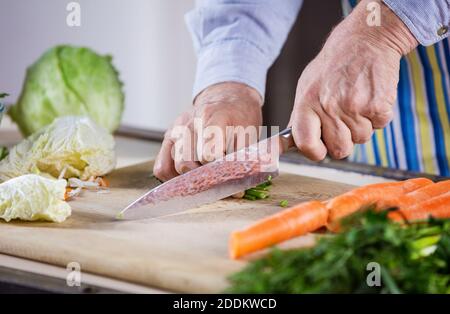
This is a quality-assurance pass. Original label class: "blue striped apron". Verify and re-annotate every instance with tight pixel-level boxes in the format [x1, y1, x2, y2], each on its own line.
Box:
[343, 0, 450, 176]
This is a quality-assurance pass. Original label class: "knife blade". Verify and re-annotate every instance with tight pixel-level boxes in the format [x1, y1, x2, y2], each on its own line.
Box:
[117, 128, 294, 220]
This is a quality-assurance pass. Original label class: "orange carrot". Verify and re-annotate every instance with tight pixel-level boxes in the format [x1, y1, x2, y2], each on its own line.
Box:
[388, 191, 450, 222]
[64, 187, 72, 201]
[97, 177, 110, 187]
[229, 200, 327, 259]
[327, 178, 432, 232]
[380, 180, 449, 210]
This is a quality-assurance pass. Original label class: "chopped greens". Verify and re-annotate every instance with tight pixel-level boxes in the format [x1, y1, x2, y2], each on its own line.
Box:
[243, 194, 257, 201]
[245, 189, 269, 199]
[279, 200, 289, 207]
[228, 210, 450, 294]
[0, 147, 8, 161]
[244, 176, 272, 200]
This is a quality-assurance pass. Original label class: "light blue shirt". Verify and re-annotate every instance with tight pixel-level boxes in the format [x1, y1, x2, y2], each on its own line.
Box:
[185, 0, 450, 99]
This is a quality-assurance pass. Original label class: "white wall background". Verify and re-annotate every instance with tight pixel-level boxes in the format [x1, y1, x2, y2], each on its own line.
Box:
[0, 0, 196, 132]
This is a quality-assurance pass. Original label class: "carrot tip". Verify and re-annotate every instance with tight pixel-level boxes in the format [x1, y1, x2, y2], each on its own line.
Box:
[229, 232, 241, 259]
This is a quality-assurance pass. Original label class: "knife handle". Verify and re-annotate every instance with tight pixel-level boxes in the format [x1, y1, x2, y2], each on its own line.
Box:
[278, 127, 295, 154]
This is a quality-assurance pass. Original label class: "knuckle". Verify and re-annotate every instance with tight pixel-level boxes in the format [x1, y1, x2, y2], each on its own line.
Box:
[343, 100, 361, 117]
[295, 140, 326, 161]
[353, 133, 372, 144]
[328, 141, 353, 160]
[367, 101, 391, 117]
[375, 119, 390, 129]
[320, 99, 339, 116]
[295, 138, 316, 152]
[373, 113, 393, 128]
[330, 148, 351, 160]
[366, 102, 394, 128]
[385, 91, 397, 105]
[296, 82, 319, 103]
[310, 151, 327, 162]
[352, 128, 373, 144]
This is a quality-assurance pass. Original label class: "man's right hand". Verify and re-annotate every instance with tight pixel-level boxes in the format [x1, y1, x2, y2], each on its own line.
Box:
[153, 82, 263, 181]
[288, 0, 417, 161]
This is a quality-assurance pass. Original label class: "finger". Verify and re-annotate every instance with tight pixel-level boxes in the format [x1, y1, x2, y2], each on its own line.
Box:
[291, 106, 327, 161]
[340, 114, 374, 144]
[361, 102, 394, 129]
[230, 123, 260, 152]
[321, 114, 353, 160]
[153, 136, 178, 181]
[198, 115, 228, 164]
[172, 124, 202, 174]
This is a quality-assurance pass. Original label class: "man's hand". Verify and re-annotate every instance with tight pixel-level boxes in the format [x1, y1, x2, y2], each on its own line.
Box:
[289, 0, 418, 160]
[153, 82, 262, 181]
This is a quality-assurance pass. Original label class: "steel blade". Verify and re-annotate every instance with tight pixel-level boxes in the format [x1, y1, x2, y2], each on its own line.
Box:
[117, 128, 292, 220]
[117, 168, 277, 220]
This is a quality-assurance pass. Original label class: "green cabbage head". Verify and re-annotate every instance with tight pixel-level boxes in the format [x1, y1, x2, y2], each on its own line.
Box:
[9, 45, 124, 136]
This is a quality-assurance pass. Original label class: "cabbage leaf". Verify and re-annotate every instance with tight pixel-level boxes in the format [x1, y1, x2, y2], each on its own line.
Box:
[0, 174, 71, 222]
[0, 116, 116, 182]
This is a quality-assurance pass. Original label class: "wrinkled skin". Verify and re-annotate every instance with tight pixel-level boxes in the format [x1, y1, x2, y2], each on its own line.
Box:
[154, 0, 418, 181]
[289, 0, 417, 160]
[153, 82, 262, 181]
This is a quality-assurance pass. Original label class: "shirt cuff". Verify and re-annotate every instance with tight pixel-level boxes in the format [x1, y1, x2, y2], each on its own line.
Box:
[192, 38, 271, 101]
[383, 0, 450, 46]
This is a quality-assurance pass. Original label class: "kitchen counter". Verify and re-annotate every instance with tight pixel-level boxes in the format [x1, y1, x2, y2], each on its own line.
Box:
[0, 117, 433, 294]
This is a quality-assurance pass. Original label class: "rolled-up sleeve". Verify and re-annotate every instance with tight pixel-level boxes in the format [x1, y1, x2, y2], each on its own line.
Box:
[185, 0, 303, 99]
[383, 0, 450, 46]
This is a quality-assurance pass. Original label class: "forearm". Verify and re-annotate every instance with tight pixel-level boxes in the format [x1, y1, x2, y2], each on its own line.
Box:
[383, 0, 450, 46]
[338, 0, 418, 56]
[342, 0, 449, 52]
[185, 0, 303, 99]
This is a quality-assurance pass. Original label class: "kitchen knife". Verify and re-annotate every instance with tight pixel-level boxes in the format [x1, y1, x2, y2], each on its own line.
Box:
[117, 128, 294, 220]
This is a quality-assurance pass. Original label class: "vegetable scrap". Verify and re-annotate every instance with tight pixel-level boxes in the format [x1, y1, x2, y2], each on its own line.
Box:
[68, 177, 102, 190]
[65, 176, 111, 200]
[64, 187, 83, 201]
[243, 176, 272, 200]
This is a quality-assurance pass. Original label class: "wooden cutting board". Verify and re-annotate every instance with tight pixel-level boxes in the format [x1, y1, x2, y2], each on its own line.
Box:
[0, 161, 354, 293]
